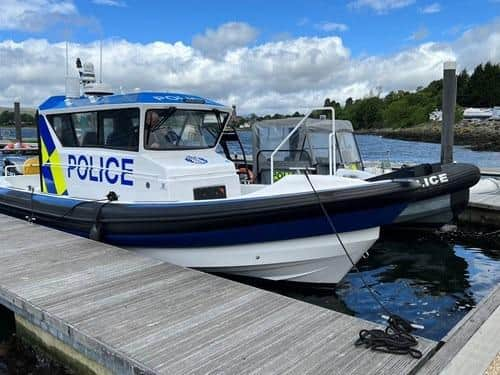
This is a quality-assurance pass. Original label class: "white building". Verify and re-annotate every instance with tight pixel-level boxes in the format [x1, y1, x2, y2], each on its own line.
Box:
[429, 109, 442, 121]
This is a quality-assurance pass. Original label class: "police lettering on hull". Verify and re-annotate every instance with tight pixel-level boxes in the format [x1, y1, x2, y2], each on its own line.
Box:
[67, 154, 134, 186]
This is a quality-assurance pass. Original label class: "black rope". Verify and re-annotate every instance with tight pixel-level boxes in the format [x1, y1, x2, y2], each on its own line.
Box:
[56, 197, 109, 222]
[26, 185, 36, 223]
[355, 316, 422, 358]
[34, 191, 119, 241]
[302, 171, 422, 359]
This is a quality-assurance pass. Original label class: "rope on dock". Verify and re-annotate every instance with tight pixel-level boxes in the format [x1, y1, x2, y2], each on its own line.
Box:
[354, 315, 423, 358]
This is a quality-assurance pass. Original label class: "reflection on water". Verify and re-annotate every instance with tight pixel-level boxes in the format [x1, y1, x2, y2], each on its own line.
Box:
[236, 233, 500, 341]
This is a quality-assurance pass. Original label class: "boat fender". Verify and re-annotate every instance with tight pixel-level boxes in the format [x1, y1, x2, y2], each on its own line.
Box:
[89, 191, 118, 241]
[89, 223, 102, 242]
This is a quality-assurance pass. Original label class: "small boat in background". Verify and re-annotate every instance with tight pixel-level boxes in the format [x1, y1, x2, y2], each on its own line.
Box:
[1, 141, 38, 155]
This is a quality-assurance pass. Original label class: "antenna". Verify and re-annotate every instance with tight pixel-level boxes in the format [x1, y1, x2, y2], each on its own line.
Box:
[99, 39, 103, 83]
[65, 41, 68, 76]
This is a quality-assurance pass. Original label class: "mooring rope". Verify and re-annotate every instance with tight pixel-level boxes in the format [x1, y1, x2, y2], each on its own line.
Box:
[302, 171, 422, 359]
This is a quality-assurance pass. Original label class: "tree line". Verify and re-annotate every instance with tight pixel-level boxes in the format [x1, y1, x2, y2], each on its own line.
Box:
[323, 61, 500, 130]
[0, 110, 35, 126]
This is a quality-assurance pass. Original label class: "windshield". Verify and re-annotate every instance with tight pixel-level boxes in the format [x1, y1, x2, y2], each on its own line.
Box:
[337, 131, 361, 165]
[144, 108, 228, 150]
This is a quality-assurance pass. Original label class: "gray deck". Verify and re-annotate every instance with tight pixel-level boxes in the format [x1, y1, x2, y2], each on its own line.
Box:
[0, 214, 436, 374]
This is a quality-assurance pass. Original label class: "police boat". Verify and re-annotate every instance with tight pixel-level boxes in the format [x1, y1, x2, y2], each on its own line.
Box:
[0, 60, 431, 285]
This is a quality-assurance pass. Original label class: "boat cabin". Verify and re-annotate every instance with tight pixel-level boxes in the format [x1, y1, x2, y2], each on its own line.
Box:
[30, 93, 239, 202]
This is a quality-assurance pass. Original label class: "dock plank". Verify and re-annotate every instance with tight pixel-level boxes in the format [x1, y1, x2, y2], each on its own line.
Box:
[0, 214, 436, 374]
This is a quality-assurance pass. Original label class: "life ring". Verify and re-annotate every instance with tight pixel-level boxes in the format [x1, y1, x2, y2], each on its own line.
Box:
[237, 167, 255, 183]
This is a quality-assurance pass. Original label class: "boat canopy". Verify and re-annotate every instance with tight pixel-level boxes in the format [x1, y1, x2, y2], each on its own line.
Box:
[252, 117, 363, 184]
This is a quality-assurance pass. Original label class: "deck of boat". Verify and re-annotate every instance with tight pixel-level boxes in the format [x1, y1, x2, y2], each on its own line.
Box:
[0, 214, 437, 374]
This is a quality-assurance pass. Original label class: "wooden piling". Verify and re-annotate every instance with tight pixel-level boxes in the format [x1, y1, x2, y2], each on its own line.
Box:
[440, 61, 457, 164]
[14, 101, 22, 144]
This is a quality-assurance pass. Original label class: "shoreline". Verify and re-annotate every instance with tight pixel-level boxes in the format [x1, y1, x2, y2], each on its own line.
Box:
[356, 120, 500, 152]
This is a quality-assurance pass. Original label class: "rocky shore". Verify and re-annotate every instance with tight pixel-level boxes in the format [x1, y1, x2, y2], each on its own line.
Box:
[357, 120, 500, 152]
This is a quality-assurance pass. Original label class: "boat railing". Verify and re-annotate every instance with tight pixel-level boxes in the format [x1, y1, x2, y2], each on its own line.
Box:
[46, 162, 161, 179]
[269, 107, 335, 184]
[4, 162, 161, 181]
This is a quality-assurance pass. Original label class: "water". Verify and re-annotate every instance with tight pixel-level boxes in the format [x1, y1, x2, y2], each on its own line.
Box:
[0, 127, 37, 140]
[357, 134, 500, 168]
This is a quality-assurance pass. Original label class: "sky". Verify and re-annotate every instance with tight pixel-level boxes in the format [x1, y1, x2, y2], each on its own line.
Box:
[0, 0, 498, 114]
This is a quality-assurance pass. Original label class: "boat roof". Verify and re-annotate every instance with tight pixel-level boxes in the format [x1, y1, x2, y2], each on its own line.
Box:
[254, 117, 354, 132]
[39, 92, 226, 112]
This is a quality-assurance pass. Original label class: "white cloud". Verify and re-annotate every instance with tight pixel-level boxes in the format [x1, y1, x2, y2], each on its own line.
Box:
[0, 19, 498, 114]
[92, 0, 126, 6]
[315, 22, 349, 32]
[0, 0, 78, 32]
[420, 3, 441, 14]
[410, 26, 430, 40]
[348, 0, 415, 13]
[0, 0, 100, 34]
[192, 22, 259, 58]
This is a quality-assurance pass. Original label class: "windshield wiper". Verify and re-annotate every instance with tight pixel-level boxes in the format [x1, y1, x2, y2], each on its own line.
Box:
[146, 107, 176, 144]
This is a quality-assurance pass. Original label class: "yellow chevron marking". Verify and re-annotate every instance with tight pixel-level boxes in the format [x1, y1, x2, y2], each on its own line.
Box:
[48, 149, 67, 195]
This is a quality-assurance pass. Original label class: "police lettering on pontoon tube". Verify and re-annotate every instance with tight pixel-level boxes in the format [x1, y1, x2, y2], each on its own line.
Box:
[419, 173, 449, 188]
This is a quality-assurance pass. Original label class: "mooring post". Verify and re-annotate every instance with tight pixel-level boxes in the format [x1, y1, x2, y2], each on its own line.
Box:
[441, 61, 457, 164]
[14, 101, 22, 144]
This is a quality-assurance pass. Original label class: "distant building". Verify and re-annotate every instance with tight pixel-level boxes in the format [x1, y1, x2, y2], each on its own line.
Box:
[429, 109, 442, 121]
[239, 122, 251, 129]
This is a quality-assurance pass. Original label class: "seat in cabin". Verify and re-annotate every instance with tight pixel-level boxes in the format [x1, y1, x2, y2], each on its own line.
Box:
[106, 119, 137, 149]
[81, 131, 98, 146]
[60, 119, 78, 147]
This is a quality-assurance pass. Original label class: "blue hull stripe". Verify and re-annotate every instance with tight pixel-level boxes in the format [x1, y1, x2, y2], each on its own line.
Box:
[105, 203, 407, 247]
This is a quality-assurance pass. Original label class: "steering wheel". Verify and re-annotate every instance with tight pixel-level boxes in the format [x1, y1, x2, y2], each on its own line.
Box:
[165, 130, 179, 144]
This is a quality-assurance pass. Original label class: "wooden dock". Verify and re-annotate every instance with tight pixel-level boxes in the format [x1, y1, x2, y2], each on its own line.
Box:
[0, 214, 436, 374]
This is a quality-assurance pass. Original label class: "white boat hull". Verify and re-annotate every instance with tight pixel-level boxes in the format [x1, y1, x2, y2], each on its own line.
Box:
[128, 227, 379, 284]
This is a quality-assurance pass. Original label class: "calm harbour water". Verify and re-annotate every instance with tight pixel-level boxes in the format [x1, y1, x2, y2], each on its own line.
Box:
[0, 134, 498, 370]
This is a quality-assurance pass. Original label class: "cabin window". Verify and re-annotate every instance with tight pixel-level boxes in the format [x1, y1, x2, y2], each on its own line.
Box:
[100, 109, 139, 150]
[72, 112, 98, 146]
[47, 108, 139, 151]
[144, 109, 228, 150]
